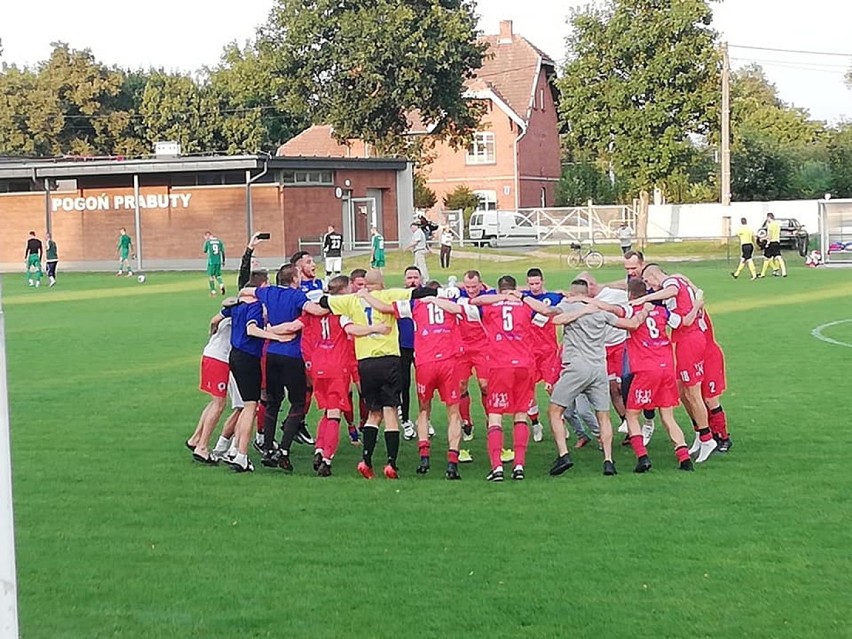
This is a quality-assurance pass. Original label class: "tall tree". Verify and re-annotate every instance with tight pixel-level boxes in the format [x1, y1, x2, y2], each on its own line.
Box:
[729, 64, 828, 200]
[557, 0, 720, 196]
[828, 123, 852, 199]
[256, 0, 486, 154]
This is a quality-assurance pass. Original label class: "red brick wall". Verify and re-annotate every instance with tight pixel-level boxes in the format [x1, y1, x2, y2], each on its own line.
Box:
[518, 68, 561, 209]
[0, 169, 400, 267]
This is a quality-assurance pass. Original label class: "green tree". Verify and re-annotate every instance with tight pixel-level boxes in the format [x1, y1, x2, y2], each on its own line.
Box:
[443, 184, 480, 237]
[257, 0, 486, 155]
[206, 42, 308, 153]
[555, 162, 621, 206]
[413, 173, 437, 209]
[138, 72, 222, 153]
[828, 123, 852, 198]
[729, 64, 829, 200]
[557, 0, 720, 195]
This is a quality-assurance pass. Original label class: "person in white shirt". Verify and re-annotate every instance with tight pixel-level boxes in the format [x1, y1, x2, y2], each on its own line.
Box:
[618, 222, 633, 254]
[406, 221, 431, 281]
[439, 226, 454, 269]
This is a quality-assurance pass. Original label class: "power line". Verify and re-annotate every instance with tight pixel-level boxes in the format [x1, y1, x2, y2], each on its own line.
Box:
[730, 44, 852, 58]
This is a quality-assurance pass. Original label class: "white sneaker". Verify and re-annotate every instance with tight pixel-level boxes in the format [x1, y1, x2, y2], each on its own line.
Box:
[532, 423, 543, 443]
[695, 438, 718, 463]
[428, 422, 435, 439]
[641, 420, 655, 446]
[688, 435, 702, 455]
[617, 420, 628, 434]
[462, 423, 474, 441]
[402, 420, 416, 440]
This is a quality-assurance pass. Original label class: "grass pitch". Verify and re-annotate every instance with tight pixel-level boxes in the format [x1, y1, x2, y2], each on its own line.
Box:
[3, 254, 851, 638]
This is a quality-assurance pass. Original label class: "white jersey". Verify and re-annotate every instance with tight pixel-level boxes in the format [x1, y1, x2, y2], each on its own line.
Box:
[595, 286, 628, 346]
[203, 317, 232, 362]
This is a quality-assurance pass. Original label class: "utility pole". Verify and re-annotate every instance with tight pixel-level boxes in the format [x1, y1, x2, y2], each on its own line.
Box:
[720, 41, 731, 206]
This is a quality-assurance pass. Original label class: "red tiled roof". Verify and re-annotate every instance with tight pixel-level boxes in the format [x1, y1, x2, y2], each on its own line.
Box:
[276, 125, 352, 157]
[472, 32, 555, 124]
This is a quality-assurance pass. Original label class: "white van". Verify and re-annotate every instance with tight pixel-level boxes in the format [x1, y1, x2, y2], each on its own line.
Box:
[468, 211, 538, 247]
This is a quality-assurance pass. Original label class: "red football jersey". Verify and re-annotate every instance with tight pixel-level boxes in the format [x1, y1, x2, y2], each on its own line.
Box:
[699, 307, 715, 343]
[467, 300, 536, 369]
[394, 299, 462, 366]
[661, 276, 703, 342]
[623, 303, 676, 372]
[457, 295, 490, 355]
[300, 313, 352, 378]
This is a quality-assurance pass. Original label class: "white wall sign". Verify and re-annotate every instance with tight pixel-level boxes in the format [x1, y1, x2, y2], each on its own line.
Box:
[50, 193, 192, 213]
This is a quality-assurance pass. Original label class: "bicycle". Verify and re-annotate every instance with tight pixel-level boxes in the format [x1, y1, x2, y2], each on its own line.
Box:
[567, 242, 604, 269]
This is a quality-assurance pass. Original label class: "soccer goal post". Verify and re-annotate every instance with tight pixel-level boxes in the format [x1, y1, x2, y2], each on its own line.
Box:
[0, 279, 19, 637]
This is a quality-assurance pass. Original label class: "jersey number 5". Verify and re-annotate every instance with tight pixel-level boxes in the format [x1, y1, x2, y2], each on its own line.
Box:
[502, 306, 514, 331]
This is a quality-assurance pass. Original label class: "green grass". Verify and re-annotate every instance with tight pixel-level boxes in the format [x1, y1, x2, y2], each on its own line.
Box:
[4, 255, 852, 638]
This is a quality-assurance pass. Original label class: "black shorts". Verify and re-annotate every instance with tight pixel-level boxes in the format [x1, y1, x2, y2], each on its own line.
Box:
[765, 241, 781, 258]
[741, 244, 754, 260]
[229, 348, 262, 402]
[358, 355, 402, 411]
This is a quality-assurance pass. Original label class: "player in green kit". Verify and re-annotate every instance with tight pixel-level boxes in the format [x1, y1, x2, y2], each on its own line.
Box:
[116, 228, 133, 276]
[204, 231, 226, 295]
[370, 226, 385, 272]
[24, 231, 43, 287]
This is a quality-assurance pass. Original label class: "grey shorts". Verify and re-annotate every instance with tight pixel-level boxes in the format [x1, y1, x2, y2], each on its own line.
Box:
[551, 363, 610, 412]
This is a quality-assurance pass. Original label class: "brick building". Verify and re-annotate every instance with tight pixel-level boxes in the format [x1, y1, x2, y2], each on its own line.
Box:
[0, 154, 413, 272]
[277, 20, 560, 213]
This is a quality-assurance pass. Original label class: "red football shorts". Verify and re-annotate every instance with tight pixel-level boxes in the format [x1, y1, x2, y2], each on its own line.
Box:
[459, 348, 490, 383]
[605, 342, 626, 380]
[312, 376, 352, 412]
[701, 340, 727, 399]
[534, 350, 562, 386]
[627, 368, 679, 410]
[200, 356, 229, 398]
[486, 366, 535, 415]
[416, 358, 461, 405]
[673, 332, 706, 387]
[350, 363, 360, 385]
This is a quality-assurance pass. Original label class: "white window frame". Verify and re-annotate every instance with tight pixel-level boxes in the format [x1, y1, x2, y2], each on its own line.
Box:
[466, 132, 496, 165]
[473, 190, 498, 211]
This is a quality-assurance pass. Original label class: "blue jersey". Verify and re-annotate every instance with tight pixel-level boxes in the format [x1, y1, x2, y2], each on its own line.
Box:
[522, 290, 563, 309]
[255, 286, 309, 358]
[300, 278, 325, 303]
[221, 300, 264, 358]
[398, 317, 415, 349]
[458, 287, 497, 299]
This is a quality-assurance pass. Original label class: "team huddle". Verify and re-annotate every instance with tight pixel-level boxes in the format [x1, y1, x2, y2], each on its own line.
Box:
[185, 244, 733, 481]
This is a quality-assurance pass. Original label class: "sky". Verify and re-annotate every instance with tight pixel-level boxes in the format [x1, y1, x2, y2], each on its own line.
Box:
[1, 0, 850, 124]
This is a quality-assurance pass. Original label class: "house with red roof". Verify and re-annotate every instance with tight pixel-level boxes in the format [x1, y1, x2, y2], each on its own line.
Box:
[278, 20, 561, 213]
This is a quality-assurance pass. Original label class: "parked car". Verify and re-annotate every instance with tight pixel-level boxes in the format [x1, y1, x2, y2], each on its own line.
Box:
[756, 217, 809, 256]
[469, 210, 539, 247]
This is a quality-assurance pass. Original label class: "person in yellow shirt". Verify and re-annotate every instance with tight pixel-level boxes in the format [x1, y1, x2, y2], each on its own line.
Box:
[758, 212, 787, 278]
[731, 217, 757, 280]
[318, 269, 428, 479]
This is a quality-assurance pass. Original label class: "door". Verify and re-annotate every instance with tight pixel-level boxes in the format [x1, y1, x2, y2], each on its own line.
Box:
[347, 197, 377, 248]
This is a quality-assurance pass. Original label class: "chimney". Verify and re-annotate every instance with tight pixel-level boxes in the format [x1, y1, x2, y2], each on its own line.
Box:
[498, 20, 513, 44]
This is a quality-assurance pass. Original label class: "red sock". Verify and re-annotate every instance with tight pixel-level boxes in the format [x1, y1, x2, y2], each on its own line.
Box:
[709, 407, 729, 439]
[418, 440, 431, 458]
[343, 392, 355, 425]
[699, 428, 713, 443]
[460, 392, 472, 425]
[528, 408, 540, 424]
[448, 449, 459, 464]
[675, 445, 691, 463]
[487, 426, 503, 469]
[256, 403, 267, 433]
[325, 417, 341, 460]
[513, 422, 530, 467]
[315, 415, 328, 454]
[629, 434, 647, 458]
